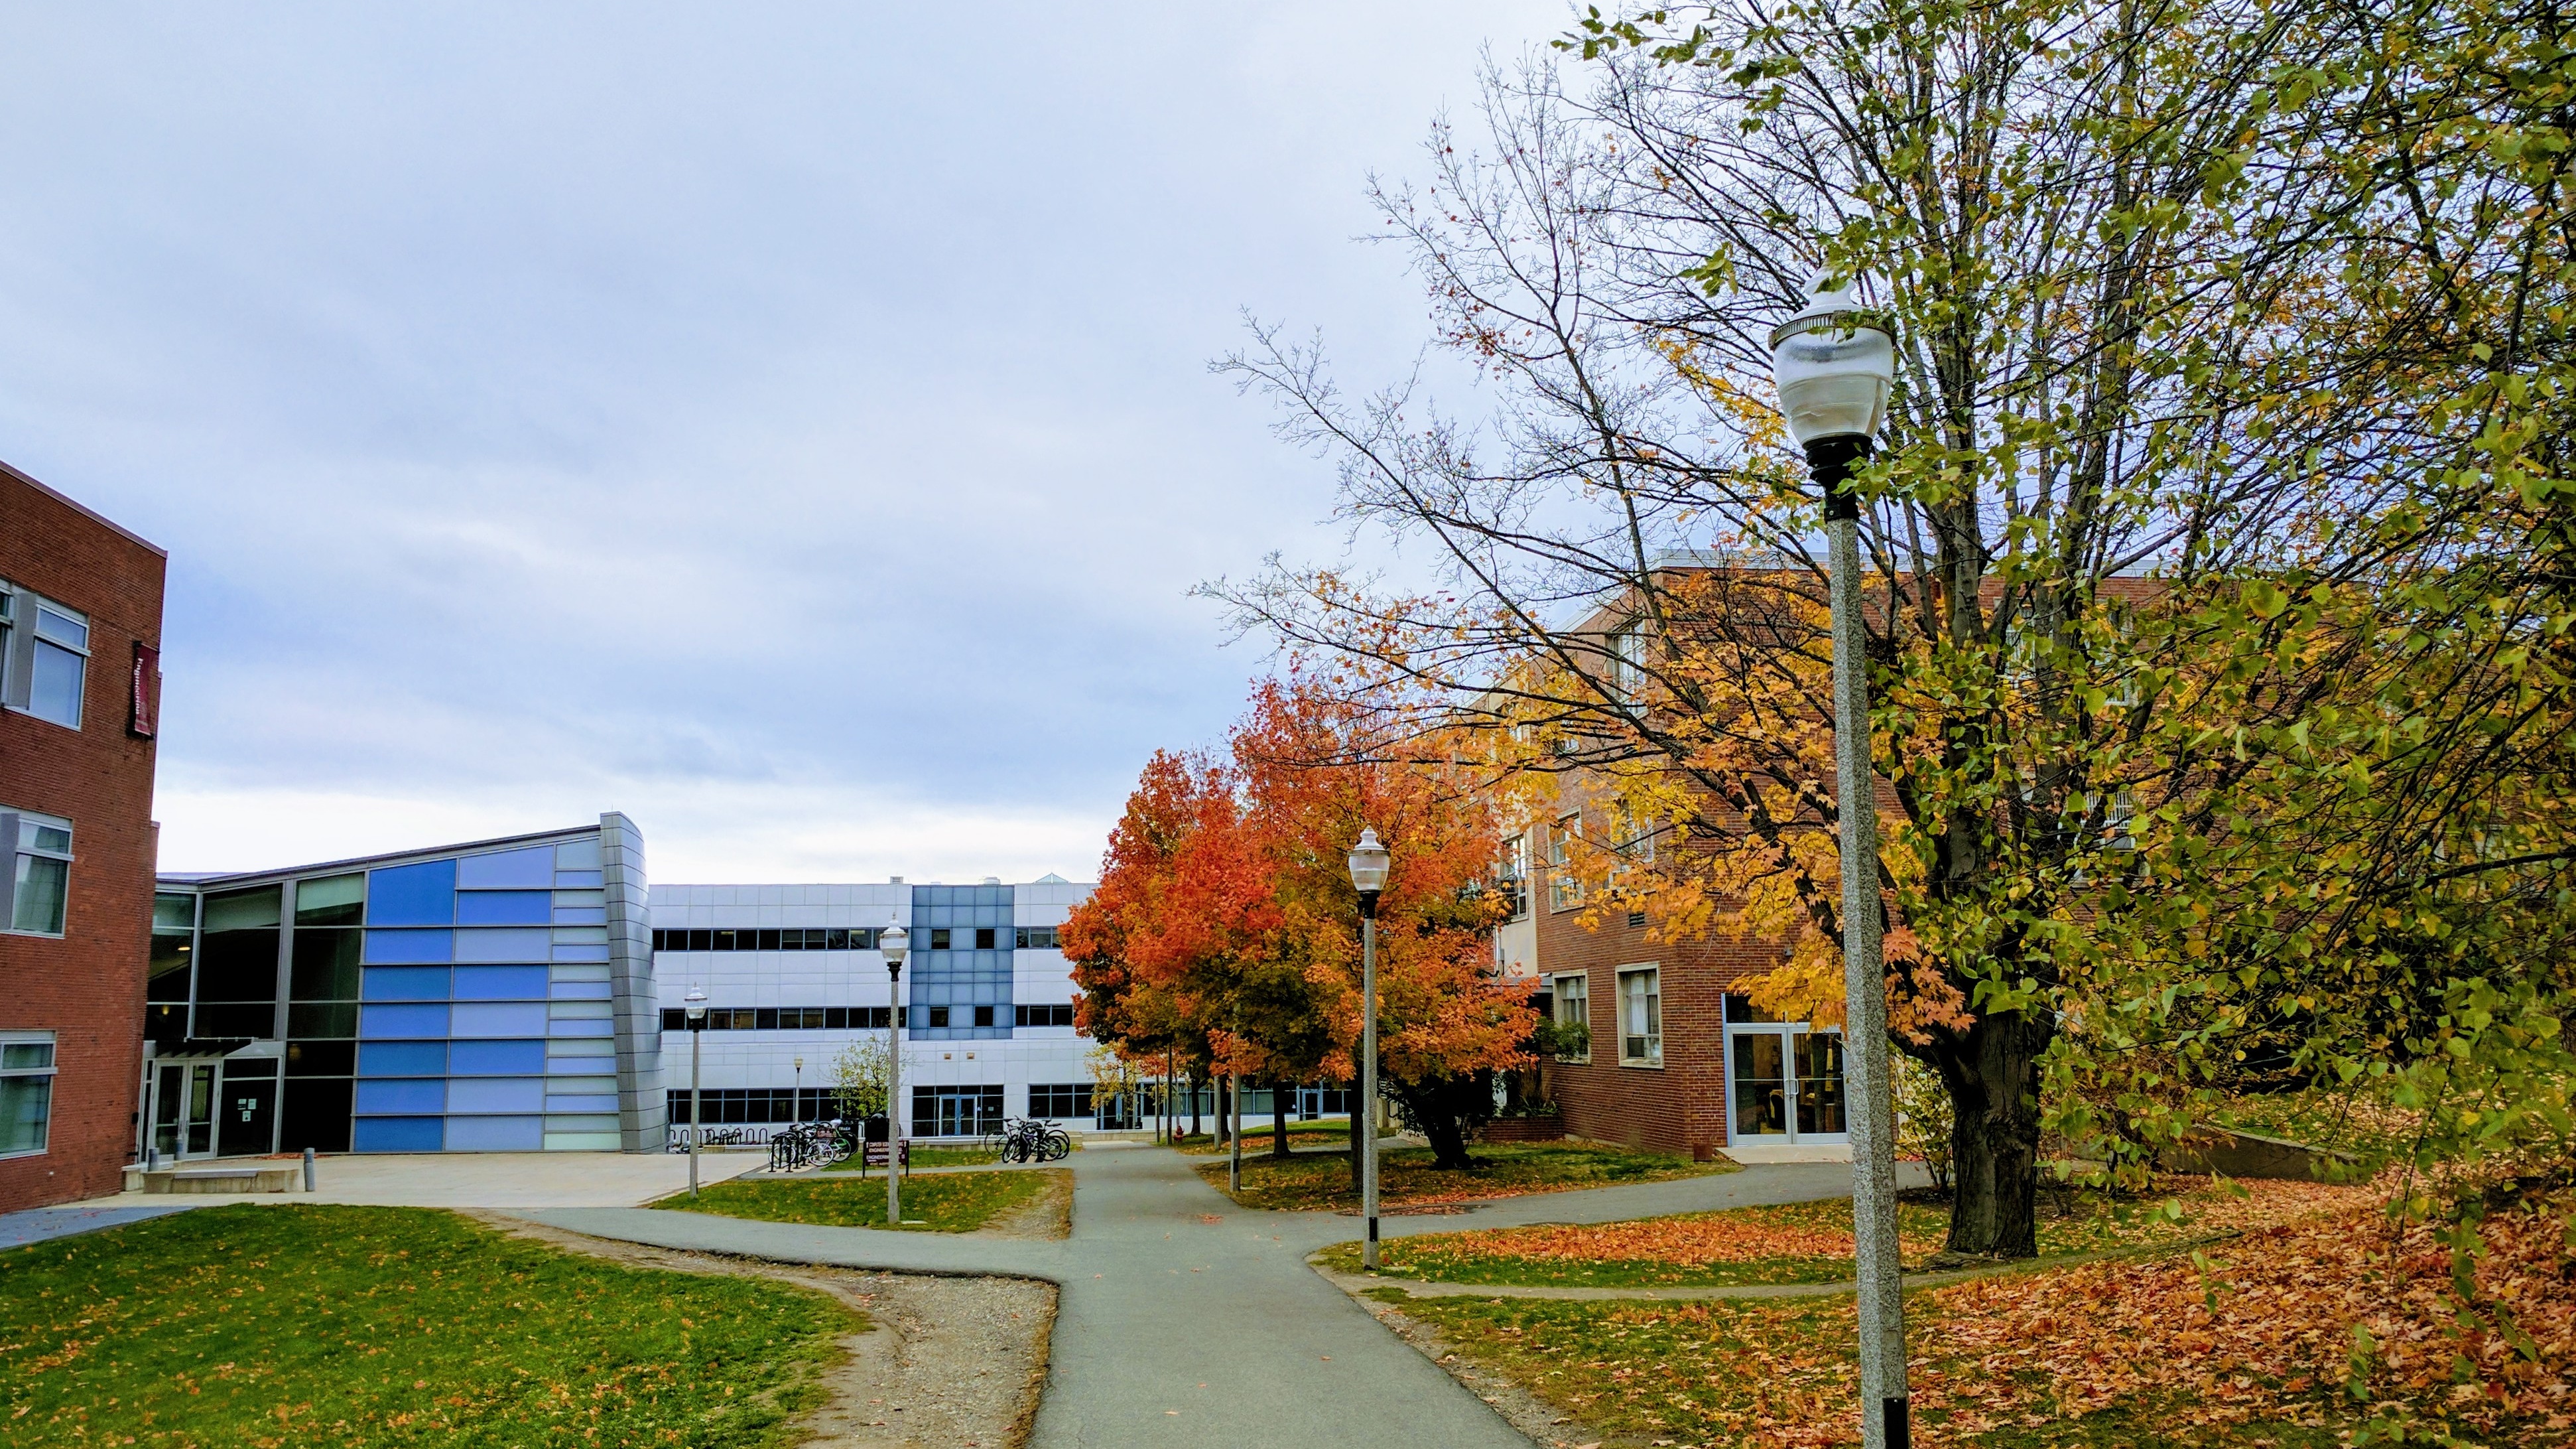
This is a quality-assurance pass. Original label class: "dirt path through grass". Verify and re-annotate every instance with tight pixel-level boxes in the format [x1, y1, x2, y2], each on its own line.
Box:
[474, 1211, 1056, 1448]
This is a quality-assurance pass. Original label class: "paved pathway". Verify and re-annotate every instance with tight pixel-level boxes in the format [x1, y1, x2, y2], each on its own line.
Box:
[0, 1200, 202, 1251]
[536, 1142, 1874, 1449]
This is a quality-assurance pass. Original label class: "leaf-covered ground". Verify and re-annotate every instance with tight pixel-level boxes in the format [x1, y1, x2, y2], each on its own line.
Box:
[0, 1204, 849, 1448]
[1200, 1140, 1731, 1211]
[657, 1168, 1061, 1231]
[1325, 1176, 2376, 1287]
[1391, 1190, 2575, 1446]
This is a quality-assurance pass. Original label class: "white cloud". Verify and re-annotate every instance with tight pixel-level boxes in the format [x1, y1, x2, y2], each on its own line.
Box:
[5, 1, 1575, 877]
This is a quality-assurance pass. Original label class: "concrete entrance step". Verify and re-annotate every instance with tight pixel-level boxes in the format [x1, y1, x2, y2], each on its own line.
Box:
[123, 1160, 304, 1194]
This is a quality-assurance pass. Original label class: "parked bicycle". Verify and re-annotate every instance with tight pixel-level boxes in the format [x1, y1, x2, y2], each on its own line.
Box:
[766, 1119, 858, 1173]
[997, 1117, 1072, 1163]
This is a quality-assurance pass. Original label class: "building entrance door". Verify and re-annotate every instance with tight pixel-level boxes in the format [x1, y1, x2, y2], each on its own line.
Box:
[149, 1060, 220, 1160]
[1725, 1024, 1849, 1145]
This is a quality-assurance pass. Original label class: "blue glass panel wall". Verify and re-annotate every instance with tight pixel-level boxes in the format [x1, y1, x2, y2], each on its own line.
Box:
[350, 831, 615, 1151]
[908, 884, 1013, 1039]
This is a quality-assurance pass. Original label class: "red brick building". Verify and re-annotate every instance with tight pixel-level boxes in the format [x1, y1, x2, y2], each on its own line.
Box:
[0, 460, 165, 1211]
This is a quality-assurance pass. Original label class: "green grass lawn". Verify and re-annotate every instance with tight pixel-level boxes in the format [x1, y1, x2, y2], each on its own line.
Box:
[1321, 1176, 2374, 1286]
[0, 1204, 850, 1448]
[659, 1168, 1061, 1230]
[1177, 1121, 1352, 1156]
[1203, 1140, 1726, 1211]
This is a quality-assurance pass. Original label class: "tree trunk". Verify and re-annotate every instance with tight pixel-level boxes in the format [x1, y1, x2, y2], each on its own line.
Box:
[1930, 1008, 2052, 1259]
[1415, 1108, 1474, 1170]
[1271, 1078, 1291, 1158]
[1189, 1071, 1201, 1139]
[1216, 1079, 1229, 1144]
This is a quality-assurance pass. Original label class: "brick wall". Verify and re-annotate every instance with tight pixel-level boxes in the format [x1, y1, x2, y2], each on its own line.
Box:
[1533, 887, 1784, 1158]
[0, 462, 165, 1211]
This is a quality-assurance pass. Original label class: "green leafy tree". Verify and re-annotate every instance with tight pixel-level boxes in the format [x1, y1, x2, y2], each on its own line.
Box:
[1209, 0, 2574, 1261]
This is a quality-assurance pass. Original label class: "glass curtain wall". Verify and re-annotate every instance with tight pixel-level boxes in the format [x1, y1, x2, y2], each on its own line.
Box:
[145, 892, 195, 1054]
[194, 887, 282, 1040]
[281, 872, 361, 1152]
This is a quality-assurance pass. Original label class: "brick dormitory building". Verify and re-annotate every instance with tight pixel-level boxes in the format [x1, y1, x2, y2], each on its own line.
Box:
[0, 460, 166, 1211]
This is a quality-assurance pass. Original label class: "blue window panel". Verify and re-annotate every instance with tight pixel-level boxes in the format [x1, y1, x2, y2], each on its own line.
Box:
[449, 1039, 548, 1075]
[359, 1003, 450, 1039]
[364, 929, 453, 964]
[456, 890, 552, 926]
[552, 944, 612, 962]
[453, 965, 549, 1000]
[551, 907, 609, 926]
[548, 1018, 614, 1038]
[456, 928, 552, 963]
[549, 980, 613, 1000]
[361, 967, 450, 1001]
[554, 870, 605, 888]
[450, 1001, 548, 1037]
[446, 1077, 546, 1114]
[357, 1041, 447, 1076]
[554, 837, 602, 870]
[543, 1093, 619, 1113]
[355, 1078, 446, 1115]
[367, 859, 456, 926]
[444, 1114, 543, 1151]
[456, 846, 554, 889]
[353, 1116, 443, 1152]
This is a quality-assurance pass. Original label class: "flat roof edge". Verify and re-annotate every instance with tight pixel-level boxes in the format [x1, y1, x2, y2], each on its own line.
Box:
[1, 456, 168, 559]
[157, 821, 608, 890]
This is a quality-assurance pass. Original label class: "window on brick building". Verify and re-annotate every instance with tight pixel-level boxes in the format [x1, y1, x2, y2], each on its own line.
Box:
[1548, 813, 1584, 911]
[1498, 835, 1530, 920]
[0, 1031, 55, 1156]
[1550, 973, 1589, 1062]
[0, 811, 72, 936]
[1, 585, 89, 730]
[1618, 967, 1662, 1066]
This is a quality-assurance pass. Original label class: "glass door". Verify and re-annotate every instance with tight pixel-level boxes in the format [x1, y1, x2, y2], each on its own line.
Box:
[1725, 1025, 1848, 1145]
[150, 1060, 219, 1160]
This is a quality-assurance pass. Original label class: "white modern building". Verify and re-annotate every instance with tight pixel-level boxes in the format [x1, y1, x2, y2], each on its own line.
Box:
[651, 875, 1106, 1139]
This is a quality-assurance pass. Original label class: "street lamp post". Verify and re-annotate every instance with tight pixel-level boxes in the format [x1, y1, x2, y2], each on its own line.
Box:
[684, 986, 708, 1198]
[879, 916, 908, 1227]
[1346, 826, 1389, 1270]
[794, 1055, 804, 1125]
[1770, 271, 1909, 1449]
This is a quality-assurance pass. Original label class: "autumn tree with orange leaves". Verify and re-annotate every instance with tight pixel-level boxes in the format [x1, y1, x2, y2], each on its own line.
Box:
[1066, 675, 1539, 1171]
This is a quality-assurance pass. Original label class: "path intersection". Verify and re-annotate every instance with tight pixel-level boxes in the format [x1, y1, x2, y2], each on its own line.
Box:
[537, 1142, 1866, 1449]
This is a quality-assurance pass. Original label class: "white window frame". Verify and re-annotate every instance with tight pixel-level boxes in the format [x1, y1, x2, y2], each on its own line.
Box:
[1, 582, 89, 730]
[1608, 618, 1649, 701]
[1548, 813, 1584, 912]
[0, 1029, 57, 1158]
[1618, 965, 1663, 1068]
[1498, 834, 1530, 921]
[1551, 971, 1590, 1062]
[0, 809, 74, 937]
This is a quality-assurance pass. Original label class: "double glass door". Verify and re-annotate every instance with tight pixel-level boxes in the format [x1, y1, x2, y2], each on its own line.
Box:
[149, 1060, 218, 1160]
[147, 1056, 281, 1160]
[1726, 1025, 1848, 1144]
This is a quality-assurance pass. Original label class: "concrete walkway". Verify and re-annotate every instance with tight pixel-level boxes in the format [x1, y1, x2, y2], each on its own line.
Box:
[535, 1143, 1872, 1449]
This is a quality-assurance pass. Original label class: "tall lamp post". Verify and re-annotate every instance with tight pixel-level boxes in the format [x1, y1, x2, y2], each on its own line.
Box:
[1346, 826, 1389, 1269]
[879, 916, 908, 1227]
[793, 1055, 804, 1124]
[1770, 271, 1909, 1449]
[684, 986, 707, 1198]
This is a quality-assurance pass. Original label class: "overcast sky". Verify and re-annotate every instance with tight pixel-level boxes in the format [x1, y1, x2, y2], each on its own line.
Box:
[0, 4, 1573, 883]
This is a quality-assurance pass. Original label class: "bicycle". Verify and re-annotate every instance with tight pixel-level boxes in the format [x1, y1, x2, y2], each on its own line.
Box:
[997, 1117, 1072, 1163]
